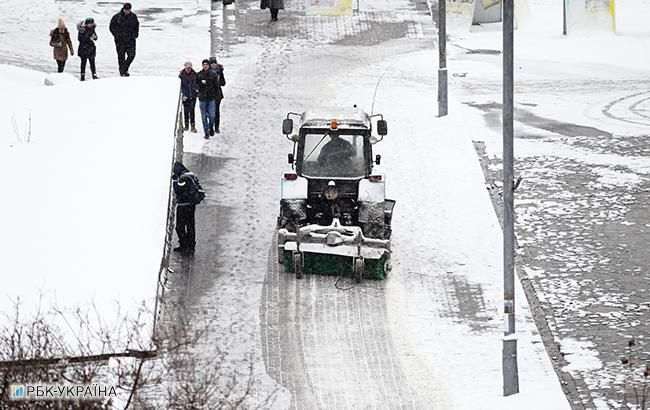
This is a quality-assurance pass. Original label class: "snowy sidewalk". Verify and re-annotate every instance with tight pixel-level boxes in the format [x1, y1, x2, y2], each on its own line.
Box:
[167, 0, 571, 408]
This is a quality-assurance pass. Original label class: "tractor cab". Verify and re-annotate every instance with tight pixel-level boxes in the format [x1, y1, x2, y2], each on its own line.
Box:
[278, 106, 395, 282]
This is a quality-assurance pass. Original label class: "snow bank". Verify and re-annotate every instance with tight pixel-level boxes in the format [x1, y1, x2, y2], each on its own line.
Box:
[0, 65, 179, 353]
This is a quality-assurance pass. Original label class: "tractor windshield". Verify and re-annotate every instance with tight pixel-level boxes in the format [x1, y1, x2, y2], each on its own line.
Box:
[302, 133, 365, 178]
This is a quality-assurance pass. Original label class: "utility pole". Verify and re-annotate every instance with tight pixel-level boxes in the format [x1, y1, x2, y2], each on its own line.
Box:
[563, 0, 567, 35]
[502, 0, 519, 396]
[438, 0, 448, 117]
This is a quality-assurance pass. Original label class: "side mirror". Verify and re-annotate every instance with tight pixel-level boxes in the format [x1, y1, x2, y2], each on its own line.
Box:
[375, 154, 381, 165]
[288, 153, 294, 164]
[283, 119, 293, 135]
[376, 120, 387, 136]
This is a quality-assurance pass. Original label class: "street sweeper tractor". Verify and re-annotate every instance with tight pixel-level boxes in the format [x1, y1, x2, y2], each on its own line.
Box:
[277, 106, 395, 282]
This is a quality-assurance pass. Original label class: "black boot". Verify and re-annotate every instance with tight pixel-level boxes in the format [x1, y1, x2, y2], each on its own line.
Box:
[92, 73, 98, 80]
[80, 73, 85, 81]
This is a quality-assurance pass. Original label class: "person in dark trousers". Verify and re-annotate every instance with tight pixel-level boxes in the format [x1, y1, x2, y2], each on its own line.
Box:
[196, 59, 217, 139]
[208, 56, 226, 134]
[77, 17, 98, 81]
[172, 162, 197, 254]
[179, 61, 198, 133]
[109, 2, 139, 77]
[50, 19, 74, 73]
[261, 0, 284, 21]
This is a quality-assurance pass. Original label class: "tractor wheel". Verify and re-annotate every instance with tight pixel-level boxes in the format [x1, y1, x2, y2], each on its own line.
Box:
[293, 251, 303, 279]
[384, 257, 392, 272]
[354, 257, 364, 283]
[277, 233, 285, 264]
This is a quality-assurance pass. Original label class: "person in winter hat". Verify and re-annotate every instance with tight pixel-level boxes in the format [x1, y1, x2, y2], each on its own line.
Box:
[196, 59, 218, 139]
[179, 61, 198, 133]
[171, 161, 204, 254]
[208, 56, 226, 134]
[109, 2, 139, 77]
[260, 0, 284, 21]
[77, 17, 98, 81]
[49, 19, 74, 73]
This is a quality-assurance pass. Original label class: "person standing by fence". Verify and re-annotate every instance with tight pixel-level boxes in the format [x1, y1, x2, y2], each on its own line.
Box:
[49, 19, 74, 73]
[172, 161, 205, 254]
[109, 2, 139, 77]
[179, 61, 198, 133]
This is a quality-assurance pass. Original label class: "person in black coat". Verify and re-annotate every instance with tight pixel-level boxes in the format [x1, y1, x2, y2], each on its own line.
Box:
[208, 56, 226, 134]
[172, 161, 197, 254]
[77, 17, 98, 81]
[317, 134, 355, 173]
[196, 59, 218, 139]
[109, 2, 139, 77]
[261, 0, 285, 21]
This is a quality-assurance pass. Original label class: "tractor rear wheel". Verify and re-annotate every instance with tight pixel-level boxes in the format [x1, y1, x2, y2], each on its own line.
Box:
[293, 251, 304, 279]
[354, 257, 364, 283]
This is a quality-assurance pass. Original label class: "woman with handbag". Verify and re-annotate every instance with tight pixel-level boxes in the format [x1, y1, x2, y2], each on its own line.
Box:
[49, 19, 74, 73]
[260, 0, 284, 21]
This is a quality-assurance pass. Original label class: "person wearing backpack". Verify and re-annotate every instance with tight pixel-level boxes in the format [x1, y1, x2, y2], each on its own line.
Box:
[171, 161, 205, 254]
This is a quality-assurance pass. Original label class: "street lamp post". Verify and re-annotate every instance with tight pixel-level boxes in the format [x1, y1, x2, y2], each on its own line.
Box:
[438, 0, 448, 117]
[503, 0, 519, 396]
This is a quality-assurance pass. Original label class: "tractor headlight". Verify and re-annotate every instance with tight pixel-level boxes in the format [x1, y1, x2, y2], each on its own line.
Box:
[324, 186, 339, 201]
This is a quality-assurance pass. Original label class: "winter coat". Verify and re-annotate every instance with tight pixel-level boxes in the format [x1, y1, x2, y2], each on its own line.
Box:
[179, 69, 198, 100]
[109, 10, 139, 43]
[209, 65, 226, 101]
[196, 69, 219, 102]
[172, 162, 201, 206]
[49, 28, 74, 61]
[77, 22, 98, 58]
[261, 0, 284, 9]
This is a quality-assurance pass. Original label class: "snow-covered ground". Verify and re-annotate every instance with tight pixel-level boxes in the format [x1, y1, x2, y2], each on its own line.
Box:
[0, 67, 178, 352]
[3, 0, 648, 407]
[446, 0, 650, 407]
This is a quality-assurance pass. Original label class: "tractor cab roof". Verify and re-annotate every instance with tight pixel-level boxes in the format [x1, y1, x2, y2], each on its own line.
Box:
[300, 106, 371, 130]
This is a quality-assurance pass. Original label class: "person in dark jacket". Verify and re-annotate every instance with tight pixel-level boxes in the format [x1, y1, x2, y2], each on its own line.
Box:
[196, 59, 218, 139]
[50, 19, 74, 73]
[261, 0, 285, 21]
[77, 17, 98, 81]
[208, 56, 226, 134]
[179, 61, 198, 133]
[109, 2, 139, 77]
[317, 134, 355, 172]
[172, 161, 198, 254]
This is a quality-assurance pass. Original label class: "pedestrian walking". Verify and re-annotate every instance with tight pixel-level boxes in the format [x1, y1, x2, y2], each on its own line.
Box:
[179, 61, 198, 133]
[109, 2, 139, 77]
[172, 161, 205, 254]
[196, 59, 218, 139]
[208, 56, 226, 134]
[77, 17, 98, 81]
[260, 0, 284, 21]
[49, 19, 74, 73]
